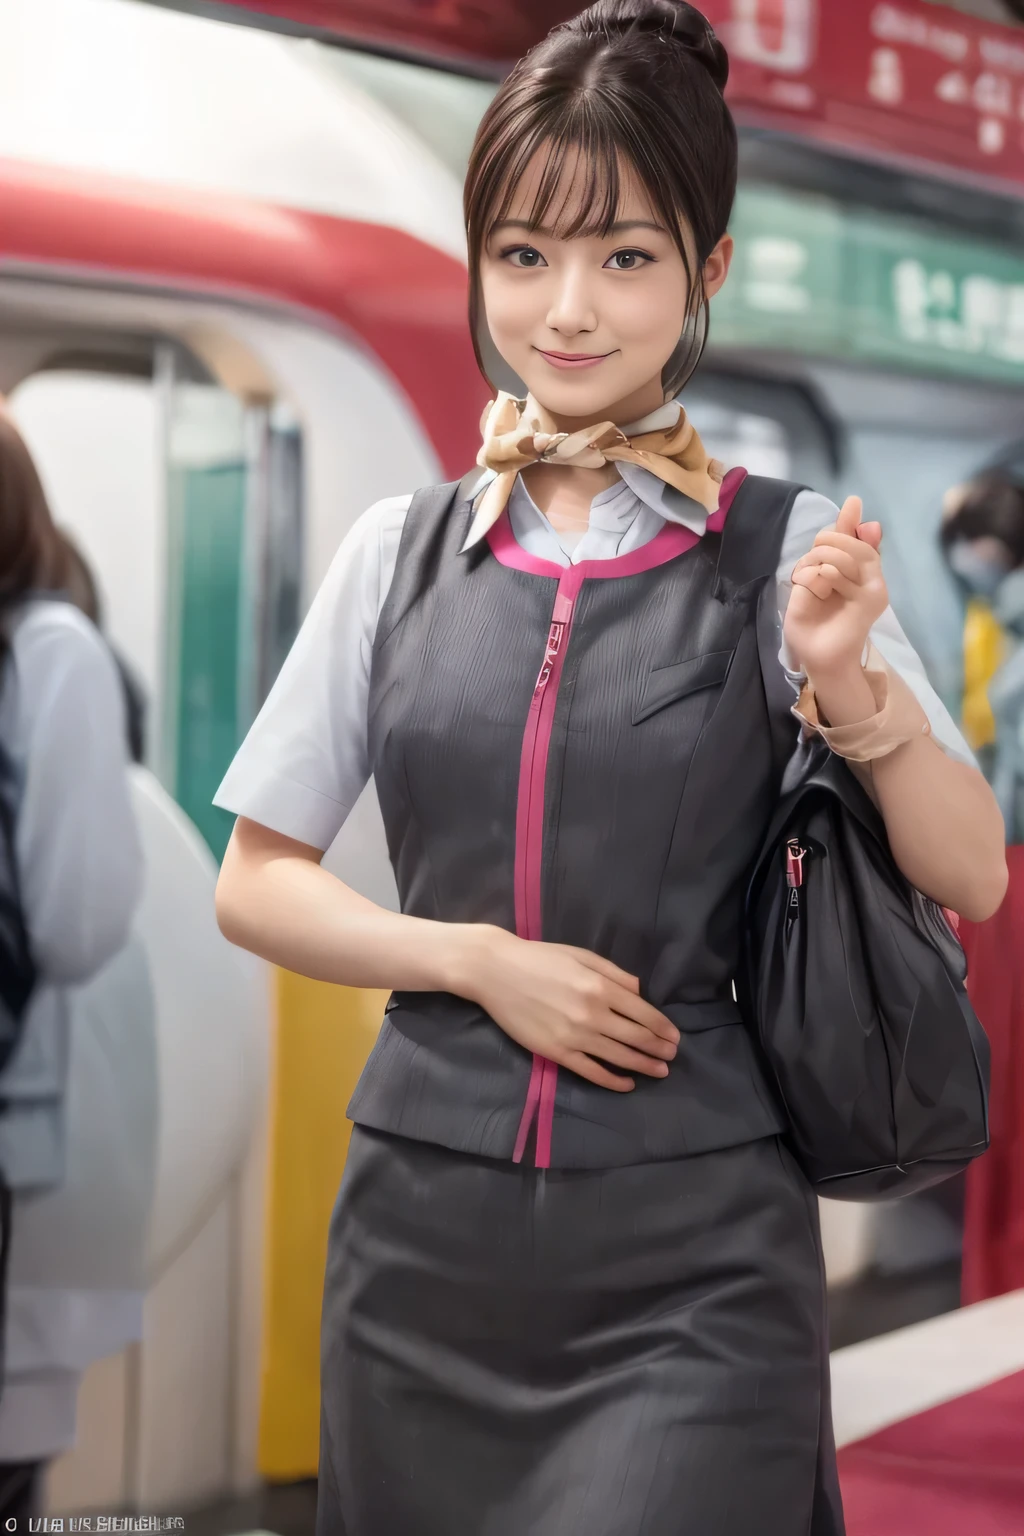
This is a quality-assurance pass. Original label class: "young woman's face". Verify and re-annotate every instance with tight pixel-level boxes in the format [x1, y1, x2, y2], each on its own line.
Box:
[478, 148, 732, 425]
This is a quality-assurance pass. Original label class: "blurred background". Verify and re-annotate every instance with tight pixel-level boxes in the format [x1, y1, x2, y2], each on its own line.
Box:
[1, 1, 1023, 1532]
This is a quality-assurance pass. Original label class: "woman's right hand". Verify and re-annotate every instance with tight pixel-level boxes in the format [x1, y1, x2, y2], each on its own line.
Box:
[454, 926, 679, 1092]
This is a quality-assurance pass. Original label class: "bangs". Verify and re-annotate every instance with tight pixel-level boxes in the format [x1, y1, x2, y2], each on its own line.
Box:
[462, 14, 738, 395]
[479, 103, 686, 251]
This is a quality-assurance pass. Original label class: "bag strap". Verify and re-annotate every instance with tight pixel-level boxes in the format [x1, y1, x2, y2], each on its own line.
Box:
[714, 474, 809, 779]
[713, 474, 805, 598]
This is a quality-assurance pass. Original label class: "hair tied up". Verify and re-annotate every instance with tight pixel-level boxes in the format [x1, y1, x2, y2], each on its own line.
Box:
[577, 2, 729, 93]
[464, 0, 737, 396]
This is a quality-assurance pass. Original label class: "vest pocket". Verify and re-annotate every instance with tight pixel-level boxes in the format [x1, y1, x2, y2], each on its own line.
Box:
[632, 650, 735, 725]
[664, 999, 745, 1033]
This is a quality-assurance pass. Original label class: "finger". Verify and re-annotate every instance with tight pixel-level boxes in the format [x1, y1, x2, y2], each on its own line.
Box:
[792, 565, 865, 599]
[598, 1015, 678, 1060]
[794, 544, 862, 584]
[791, 566, 839, 601]
[835, 496, 863, 538]
[858, 521, 883, 551]
[568, 948, 640, 994]
[605, 987, 681, 1043]
[811, 529, 876, 564]
[563, 1051, 635, 1092]
[591, 1038, 671, 1078]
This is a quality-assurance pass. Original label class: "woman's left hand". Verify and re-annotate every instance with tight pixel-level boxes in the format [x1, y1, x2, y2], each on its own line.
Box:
[783, 496, 889, 679]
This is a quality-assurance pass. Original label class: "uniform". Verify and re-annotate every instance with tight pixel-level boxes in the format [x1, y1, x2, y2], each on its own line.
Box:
[217, 441, 974, 1535]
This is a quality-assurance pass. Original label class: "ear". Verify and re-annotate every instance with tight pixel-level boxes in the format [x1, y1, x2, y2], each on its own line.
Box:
[702, 235, 734, 302]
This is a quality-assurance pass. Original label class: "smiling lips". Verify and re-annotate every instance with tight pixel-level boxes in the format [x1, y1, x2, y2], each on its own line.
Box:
[536, 348, 615, 370]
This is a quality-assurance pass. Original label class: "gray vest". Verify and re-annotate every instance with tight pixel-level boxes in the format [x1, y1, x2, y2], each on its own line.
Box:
[348, 473, 800, 1168]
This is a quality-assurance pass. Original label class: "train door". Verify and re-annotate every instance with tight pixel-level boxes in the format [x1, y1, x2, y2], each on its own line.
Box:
[10, 347, 303, 861]
[159, 349, 302, 859]
[2, 314, 285, 1511]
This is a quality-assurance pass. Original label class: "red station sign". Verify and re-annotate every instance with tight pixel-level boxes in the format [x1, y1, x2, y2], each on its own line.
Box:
[151, 1, 1024, 191]
[701, 0, 1024, 188]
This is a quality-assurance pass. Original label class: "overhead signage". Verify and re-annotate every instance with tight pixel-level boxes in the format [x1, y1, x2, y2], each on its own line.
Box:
[701, 0, 1024, 190]
[145, 2, 1024, 191]
[715, 182, 1024, 382]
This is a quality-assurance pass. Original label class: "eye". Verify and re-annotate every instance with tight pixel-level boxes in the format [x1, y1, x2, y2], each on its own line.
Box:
[501, 245, 547, 269]
[604, 249, 654, 271]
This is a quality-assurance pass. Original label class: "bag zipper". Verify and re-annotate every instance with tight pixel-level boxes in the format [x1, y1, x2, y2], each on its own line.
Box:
[786, 839, 806, 891]
[512, 578, 580, 1168]
[784, 839, 806, 939]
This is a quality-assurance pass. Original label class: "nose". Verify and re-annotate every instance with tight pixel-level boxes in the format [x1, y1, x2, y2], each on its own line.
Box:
[544, 259, 598, 338]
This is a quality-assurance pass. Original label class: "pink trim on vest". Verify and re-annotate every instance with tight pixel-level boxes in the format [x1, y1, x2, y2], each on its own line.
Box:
[709, 466, 747, 531]
[486, 464, 747, 577]
[509, 575, 579, 1166]
[495, 465, 747, 1168]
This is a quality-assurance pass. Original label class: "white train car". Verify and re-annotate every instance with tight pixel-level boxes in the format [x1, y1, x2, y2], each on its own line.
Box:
[0, 0, 489, 1511]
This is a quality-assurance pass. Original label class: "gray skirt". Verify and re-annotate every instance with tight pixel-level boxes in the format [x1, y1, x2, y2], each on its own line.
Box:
[316, 1128, 844, 1536]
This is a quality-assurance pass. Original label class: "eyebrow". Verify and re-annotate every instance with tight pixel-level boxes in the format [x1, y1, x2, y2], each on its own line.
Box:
[489, 219, 668, 236]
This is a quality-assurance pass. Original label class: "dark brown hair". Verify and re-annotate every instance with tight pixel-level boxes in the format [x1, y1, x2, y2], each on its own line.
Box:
[464, 0, 737, 397]
[941, 473, 1024, 571]
[0, 406, 72, 606]
[56, 527, 103, 626]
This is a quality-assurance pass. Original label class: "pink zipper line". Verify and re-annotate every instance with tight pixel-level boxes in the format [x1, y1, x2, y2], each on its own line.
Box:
[488, 467, 749, 1169]
[510, 575, 580, 1166]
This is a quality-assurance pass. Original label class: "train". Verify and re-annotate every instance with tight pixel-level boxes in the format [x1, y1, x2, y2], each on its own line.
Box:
[2, 0, 1023, 1516]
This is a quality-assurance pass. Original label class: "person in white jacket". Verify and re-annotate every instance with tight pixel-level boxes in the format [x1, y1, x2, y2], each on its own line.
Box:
[0, 406, 146, 1522]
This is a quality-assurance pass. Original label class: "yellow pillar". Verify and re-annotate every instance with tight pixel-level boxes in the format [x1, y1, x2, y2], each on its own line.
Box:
[257, 972, 388, 1480]
[962, 597, 1007, 753]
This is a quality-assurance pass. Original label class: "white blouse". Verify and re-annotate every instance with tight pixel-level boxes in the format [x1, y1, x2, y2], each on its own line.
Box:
[215, 470, 975, 851]
[0, 599, 145, 1461]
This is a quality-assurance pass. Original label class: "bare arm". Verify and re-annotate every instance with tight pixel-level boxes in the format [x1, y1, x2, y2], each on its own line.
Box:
[216, 816, 680, 1092]
[809, 664, 1006, 922]
[785, 498, 1007, 923]
[216, 816, 475, 992]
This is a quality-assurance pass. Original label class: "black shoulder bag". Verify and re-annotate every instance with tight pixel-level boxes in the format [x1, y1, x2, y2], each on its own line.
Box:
[728, 476, 991, 1200]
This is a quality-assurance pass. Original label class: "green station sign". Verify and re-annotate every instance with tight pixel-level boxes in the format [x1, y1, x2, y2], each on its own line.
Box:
[714, 184, 1024, 386]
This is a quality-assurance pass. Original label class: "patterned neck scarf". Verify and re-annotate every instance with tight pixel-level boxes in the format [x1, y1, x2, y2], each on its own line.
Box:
[462, 391, 725, 551]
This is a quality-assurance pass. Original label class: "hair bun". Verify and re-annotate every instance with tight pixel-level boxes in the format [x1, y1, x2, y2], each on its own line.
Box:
[576, 1, 729, 93]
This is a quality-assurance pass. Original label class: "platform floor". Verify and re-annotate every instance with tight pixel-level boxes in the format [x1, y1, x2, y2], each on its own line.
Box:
[833, 1290, 1024, 1534]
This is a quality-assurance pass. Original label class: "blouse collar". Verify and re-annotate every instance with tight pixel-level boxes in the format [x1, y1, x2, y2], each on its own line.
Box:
[470, 400, 712, 541]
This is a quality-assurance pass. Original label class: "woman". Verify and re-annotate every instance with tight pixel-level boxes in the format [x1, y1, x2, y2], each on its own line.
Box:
[942, 472, 1024, 837]
[214, 4, 1007, 1532]
[57, 527, 148, 766]
[0, 406, 143, 1521]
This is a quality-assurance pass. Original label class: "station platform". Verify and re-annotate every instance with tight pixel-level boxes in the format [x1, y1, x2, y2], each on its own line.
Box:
[834, 1288, 1024, 1534]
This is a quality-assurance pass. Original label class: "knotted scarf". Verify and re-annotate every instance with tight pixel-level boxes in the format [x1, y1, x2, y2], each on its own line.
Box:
[462, 391, 726, 551]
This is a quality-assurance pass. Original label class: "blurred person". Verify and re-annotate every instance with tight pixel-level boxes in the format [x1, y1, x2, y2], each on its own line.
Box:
[214, 4, 1006, 1533]
[57, 528, 147, 765]
[942, 472, 1024, 841]
[942, 474, 1024, 1309]
[0, 404, 145, 1522]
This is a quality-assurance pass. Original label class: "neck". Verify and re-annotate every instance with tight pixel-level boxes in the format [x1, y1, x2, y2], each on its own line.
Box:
[536, 377, 667, 435]
[522, 460, 621, 521]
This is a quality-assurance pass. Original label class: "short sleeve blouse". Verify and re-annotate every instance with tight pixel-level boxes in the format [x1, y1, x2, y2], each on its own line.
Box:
[214, 485, 976, 851]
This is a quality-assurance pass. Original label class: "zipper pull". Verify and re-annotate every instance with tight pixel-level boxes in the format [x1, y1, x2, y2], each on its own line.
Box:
[535, 621, 565, 693]
[785, 840, 806, 890]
